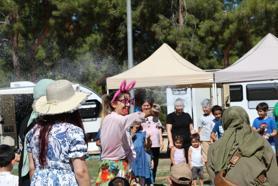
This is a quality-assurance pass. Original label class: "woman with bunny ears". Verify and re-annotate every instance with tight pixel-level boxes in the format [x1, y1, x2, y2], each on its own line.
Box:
[96, 80, 149, 185]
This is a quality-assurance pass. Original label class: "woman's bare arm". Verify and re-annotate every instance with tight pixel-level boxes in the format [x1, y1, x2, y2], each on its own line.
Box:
[170, 147, 175, 165]
[188, 147, 192, 168]
[72, 158, 91, 186]
[28, 153, 35, 178]
[210, 132, 217, 142]
[166, 124, 173, 148]
[271, 129, 277, 137]
[190, 123, 193, 132]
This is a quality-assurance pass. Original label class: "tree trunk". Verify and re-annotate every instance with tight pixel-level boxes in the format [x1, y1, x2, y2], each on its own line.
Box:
[30, 0, 51, 81]
[223, 47, 230, 67]
[223, 34, 239, 67]
[9, 10, 21, 80]
[178, 0, 185, 29]
[11, 32, 20, 80]
[30, 25, 49, 81]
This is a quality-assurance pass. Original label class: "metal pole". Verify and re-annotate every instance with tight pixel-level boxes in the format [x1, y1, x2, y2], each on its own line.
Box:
[127, 0, 133, 69]
[126, 0, 135, 112]
[212, 73, 218, 105]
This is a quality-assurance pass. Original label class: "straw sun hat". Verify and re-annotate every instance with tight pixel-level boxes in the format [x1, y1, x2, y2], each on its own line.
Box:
[33, 80, 88, 115]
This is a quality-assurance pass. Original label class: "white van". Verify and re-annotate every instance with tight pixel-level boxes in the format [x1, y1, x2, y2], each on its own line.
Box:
[229, 80, 278, 122]
[0, 81, 102, 154]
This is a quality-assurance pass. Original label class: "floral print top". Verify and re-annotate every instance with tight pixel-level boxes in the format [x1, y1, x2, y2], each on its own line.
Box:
[26, 122, 87, 186]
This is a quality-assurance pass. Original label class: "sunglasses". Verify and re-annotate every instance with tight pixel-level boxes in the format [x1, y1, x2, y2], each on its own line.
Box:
[117, 98, 135, 105]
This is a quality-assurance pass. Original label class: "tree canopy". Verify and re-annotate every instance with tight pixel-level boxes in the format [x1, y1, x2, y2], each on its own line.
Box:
[0, 0, 277, 93]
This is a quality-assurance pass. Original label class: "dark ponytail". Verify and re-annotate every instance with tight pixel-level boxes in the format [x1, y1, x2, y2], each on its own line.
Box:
[36, 110, 85, 167]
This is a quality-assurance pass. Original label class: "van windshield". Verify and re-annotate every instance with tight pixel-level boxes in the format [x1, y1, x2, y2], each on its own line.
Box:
[79, 99, 101, 119]
[0, 94, 33, 146]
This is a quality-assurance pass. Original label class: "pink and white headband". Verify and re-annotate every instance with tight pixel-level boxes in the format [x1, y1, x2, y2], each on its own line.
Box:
[111, 80, 136, 103]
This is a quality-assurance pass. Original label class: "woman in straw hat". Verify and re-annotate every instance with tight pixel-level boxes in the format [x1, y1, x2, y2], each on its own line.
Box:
[26, 80, 90, 186]
[207, 106, 278, 185]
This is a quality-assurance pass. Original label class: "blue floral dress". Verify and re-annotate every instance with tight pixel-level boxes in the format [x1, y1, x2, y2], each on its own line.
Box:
[26, 122, 87, 186]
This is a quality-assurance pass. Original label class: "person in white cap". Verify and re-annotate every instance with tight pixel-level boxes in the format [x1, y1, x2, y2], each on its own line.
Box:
[168, 163, 192, 186]
[26, 80, 90, 186]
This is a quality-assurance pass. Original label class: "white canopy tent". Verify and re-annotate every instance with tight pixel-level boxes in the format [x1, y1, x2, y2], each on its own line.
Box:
[215, 33, 278, 83]
[106, 43, 213, 89]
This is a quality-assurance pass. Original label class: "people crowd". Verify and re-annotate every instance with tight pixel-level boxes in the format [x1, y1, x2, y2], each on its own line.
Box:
[0, 79, 278, 186]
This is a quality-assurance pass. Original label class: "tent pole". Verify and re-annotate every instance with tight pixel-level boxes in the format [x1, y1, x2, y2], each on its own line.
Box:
[212, 73, 217, 105]
[127, 0, 134, 112]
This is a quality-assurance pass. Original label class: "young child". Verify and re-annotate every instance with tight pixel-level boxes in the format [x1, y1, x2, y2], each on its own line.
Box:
[131, 120, 153, 186]
[210, 105, 224, 141]
[145, 134, 154, 185]
[170, 136, 186, 165]
[0, 144, 19, 186]
[108, 177, 130, 186]
[188, 133, 204, 186]
[252, 102, 277, 153]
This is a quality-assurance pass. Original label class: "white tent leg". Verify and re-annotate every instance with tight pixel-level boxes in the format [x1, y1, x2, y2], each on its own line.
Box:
[212, 73, 217, 105]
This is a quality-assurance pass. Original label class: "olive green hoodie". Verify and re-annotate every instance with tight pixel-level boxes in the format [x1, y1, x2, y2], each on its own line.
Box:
[208, 106, 278, 185]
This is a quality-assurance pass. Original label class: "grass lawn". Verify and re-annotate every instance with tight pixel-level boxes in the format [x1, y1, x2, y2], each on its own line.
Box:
[87, 155, 170, 185]
[87, 155, 212, 186]
[13, 155, 211, 185]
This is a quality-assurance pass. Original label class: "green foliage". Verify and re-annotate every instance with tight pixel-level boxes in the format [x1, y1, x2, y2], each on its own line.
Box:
[0, 0, 277, 93]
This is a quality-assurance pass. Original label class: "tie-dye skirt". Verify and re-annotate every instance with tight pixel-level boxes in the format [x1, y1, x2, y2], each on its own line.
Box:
[95, 159, 129, 185]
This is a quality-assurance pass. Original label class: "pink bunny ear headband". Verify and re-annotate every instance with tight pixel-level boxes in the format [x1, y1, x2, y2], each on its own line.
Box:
[111, 80, 136, 103]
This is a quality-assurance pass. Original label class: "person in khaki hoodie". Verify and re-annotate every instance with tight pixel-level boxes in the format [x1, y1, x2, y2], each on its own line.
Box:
[207, 106, 278, 186]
